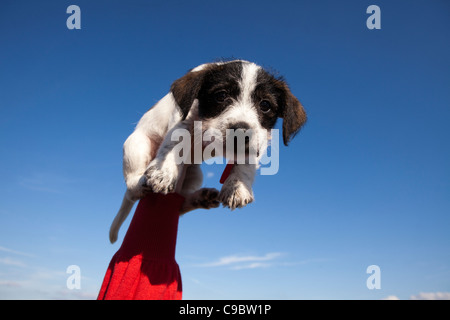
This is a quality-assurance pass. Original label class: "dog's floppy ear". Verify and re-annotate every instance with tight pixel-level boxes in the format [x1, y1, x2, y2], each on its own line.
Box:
[170, 69, 207, 120]
[277, 81, 307, 146]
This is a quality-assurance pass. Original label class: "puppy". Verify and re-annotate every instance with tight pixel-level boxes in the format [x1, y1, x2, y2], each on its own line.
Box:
[109, 60, 307, 243]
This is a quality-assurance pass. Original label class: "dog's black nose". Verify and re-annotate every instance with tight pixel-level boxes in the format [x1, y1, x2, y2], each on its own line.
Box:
[229, 122, 251, 131]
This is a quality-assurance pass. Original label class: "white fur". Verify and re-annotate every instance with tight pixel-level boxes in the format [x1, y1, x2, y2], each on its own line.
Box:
[109, 61, 273, 243]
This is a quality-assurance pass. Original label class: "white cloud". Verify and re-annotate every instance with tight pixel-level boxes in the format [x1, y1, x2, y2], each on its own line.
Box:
[0, 245, 98, 300]
[381, 292, 450, 300]
[410, 292, 450, 300]
[197, 252, 284, 269]
[56, 289, 98, 300]
[382, 295, 400, 300]
[0, 266, 99, 300]
[0, 257, 27, 268]
[17, 172, 81, 194]
[193, 253, 328, 271]
[0, 246, 35, 258]
[231, 262, 271, 270]
[0, 280, 22, 288]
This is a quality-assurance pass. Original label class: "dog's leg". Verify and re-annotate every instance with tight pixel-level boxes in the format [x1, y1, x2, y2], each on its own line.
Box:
[143, 119, 194, 194]
[219, 163, 256, 210]
[143, 101, 202, 194]
[123, 129, 160, 200]
[219, 132, 268, 210]
[178, 164, 220, 214]
[143, 139, 182, 194]
[109, 130, 159, 243]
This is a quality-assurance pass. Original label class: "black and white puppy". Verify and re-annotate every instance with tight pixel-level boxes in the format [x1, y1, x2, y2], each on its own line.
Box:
[109, 60, 307, 243]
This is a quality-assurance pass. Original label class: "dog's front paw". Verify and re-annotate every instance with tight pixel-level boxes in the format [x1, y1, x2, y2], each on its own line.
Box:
[180, 188, 220, 214]
[219, 180, 254, 210]
[142, 160, 179, 194]
[194, 188, 221, 209]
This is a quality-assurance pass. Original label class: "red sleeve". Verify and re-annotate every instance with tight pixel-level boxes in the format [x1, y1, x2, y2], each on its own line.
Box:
[97, 192, 185, 300]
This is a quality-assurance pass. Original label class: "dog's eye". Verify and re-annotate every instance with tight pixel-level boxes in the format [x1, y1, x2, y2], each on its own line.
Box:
[259, 100, 272, 113]
[214, 90, 228, 103]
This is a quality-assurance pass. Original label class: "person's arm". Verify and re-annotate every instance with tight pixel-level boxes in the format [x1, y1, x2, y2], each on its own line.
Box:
[97, 166, 188, 300]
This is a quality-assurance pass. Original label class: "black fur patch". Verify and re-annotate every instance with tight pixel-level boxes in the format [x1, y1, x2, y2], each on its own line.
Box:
[254, 69, 307, 145]
[170, 61, 306, 145]
[170, 68, 208, 120]
[252, 69, 284, 130]
[197, 61, 243, 119]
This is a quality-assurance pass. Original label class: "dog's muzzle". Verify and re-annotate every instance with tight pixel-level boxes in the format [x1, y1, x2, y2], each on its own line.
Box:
[226, 122, 259, 158]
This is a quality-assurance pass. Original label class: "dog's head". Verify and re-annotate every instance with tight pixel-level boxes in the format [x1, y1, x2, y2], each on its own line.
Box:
[171, 60, 307, 159]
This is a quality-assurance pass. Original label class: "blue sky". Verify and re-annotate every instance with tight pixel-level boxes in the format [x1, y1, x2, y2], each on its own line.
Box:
[0, 0, 449, 300]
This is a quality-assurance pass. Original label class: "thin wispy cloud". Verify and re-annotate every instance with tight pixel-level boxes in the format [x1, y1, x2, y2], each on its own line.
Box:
[18, 174, 62, 194]
[192, 253, 330, 271]
[0, 280, 22, 288]
[0, 246, 35, 269]
[230, 262, 272, 270]
[17, 172, 81, 194]
[382, 292, 450, 300]
[0, 257, 26, 268]
[0, 246, 35, 258]
[0, 263, 98, 300]
[410, 292, 450, 300]
[197, 252, 284, 269]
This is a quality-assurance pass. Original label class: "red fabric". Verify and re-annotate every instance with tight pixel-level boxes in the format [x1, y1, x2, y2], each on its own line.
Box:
[97, 192, 185, 300]
[220, 162, 234, 184]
